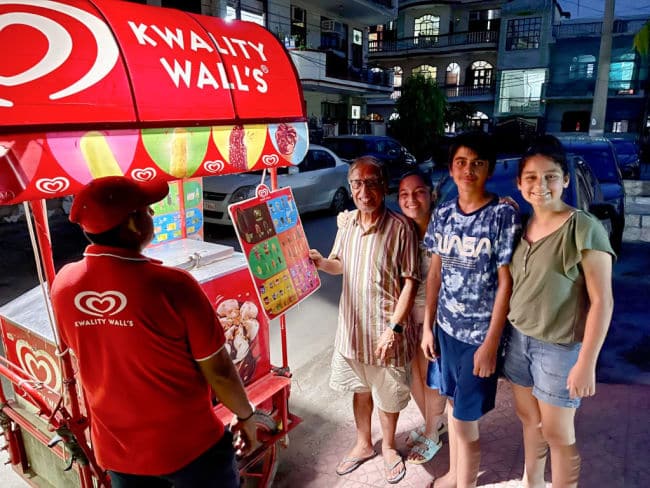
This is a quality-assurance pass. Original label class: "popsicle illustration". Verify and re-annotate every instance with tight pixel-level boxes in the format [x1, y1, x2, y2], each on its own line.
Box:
[80, 131, 123, 178]
[169, 128, 188, 178]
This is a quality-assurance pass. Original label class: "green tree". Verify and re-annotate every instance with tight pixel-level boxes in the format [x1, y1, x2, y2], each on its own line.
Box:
[390, 74, 446, 162]
[445, 102, 477, 132]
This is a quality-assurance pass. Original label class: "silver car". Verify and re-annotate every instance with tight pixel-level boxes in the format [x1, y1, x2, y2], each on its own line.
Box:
[203, 144, 350, 225]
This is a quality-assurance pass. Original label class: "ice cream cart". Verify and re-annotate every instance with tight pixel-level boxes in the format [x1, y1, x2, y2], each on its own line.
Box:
[0, 0, 310, 486]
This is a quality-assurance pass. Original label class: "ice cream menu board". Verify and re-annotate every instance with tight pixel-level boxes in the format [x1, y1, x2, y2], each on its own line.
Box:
[229, 184, 320, 319]
[150, 178, 204, 245]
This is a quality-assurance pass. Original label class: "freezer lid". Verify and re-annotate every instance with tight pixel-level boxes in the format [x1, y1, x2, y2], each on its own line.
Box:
[0, 0, 308, 205]
[143, 238, 234, 271]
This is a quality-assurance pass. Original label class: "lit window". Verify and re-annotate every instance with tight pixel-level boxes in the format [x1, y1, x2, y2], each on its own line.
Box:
[393, 66, 403, 87]
[446, 63, 460, 86]
[414, 15, 440, 37]
[471, 60, 493, 87]
[612, 120, 629, 133]
[412, 64, 437, 81]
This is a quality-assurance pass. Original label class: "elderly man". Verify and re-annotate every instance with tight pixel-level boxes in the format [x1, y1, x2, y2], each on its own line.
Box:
[309, 156, 418, 484]
[51, 176, 257, 488]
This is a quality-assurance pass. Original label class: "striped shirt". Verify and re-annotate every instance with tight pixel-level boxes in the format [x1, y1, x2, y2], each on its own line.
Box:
[329, 207, 419, 367]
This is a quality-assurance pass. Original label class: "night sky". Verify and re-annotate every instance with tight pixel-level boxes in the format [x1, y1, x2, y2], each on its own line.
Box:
[561, 0, 650, 19]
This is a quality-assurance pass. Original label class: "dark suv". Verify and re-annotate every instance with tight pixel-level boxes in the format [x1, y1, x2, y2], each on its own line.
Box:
[322, 135, 417, 189]
[555, 135, 625, 251]
[608, 137, 641, 179]
[434, 155, 620, 250]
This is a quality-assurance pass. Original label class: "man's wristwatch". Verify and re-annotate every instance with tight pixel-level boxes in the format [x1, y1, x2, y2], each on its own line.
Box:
[389, 323, 403, 334]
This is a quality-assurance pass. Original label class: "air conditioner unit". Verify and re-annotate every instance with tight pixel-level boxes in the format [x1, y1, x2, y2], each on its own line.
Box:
[291, 6, 305, 24]
[321, 20, 345, 36]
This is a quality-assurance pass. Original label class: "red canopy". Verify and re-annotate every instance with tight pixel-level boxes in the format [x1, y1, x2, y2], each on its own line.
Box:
[0, 0, 308, 204]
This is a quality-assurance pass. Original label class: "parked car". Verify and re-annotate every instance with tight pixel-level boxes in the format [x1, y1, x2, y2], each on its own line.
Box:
[203, 144, 349, 226]
[554, 134, 625, 251]
[608, 137, 641, 179]
[434, 155, 620, 249]
[321, 135, 419, 189]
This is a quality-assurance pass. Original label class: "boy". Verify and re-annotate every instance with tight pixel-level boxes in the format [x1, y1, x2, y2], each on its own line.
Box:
[421, 132, 520, 488]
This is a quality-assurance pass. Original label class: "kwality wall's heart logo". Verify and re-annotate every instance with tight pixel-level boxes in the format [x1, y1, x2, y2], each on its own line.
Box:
[0, 0, 119, 107]
[131, 167, 157, 182]
[204, 160, 225, 173]
[35, 176, 70, 194]
[74, 290, 127, 317]
[15, 339, 62, 391]
[262, 154, 279, 167]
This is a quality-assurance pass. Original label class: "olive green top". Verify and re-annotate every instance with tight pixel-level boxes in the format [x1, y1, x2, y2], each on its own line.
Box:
[508, 211, 615, 344]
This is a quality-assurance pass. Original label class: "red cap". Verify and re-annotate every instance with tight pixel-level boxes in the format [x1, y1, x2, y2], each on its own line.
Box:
[70, 177, 169, 234]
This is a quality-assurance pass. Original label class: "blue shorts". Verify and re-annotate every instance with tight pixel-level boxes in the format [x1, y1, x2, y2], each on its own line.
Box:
[503, 325, 581, 409]
[437, 326, 498, 421]
[109, 430, 239, 488]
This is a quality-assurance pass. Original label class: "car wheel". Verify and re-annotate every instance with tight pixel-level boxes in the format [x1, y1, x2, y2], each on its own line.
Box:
[330, 188, 348, 214]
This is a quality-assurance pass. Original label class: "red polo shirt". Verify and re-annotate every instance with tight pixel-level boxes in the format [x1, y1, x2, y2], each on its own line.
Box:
[51, 245, 225, 475]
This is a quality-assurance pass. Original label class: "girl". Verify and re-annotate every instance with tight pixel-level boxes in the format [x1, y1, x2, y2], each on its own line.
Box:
[504, 135, 615, 487]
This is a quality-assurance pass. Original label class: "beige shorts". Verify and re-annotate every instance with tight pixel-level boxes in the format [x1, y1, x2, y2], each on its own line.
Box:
[329, 350, 411, 413]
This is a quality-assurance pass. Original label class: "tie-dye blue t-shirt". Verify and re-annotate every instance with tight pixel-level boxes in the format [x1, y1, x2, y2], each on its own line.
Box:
[423, 196, 520, 346]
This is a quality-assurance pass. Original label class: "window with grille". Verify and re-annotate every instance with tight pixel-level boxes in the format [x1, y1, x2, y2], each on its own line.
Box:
[412, 64, 437, 81]
[506, 17, 541, 50]
[471, 61, 493, 87]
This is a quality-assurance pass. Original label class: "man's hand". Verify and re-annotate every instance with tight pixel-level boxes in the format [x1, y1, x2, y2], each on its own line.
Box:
[374, 327, 400, 362]
[308, 249, 323, 268]
[230, 416, 260, 457]
[473, 341, 498, 378]
[421, 327, 437, 361]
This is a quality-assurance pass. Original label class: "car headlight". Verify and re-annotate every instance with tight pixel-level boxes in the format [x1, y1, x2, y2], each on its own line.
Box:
[230, 185, 256, 203]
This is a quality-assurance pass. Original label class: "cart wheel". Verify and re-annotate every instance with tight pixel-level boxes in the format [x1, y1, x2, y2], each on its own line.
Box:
[240, 440, 278, 488]
[239, 413, 280, 488]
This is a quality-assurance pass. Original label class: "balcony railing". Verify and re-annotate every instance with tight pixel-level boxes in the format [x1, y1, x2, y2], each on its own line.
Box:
[544, 80, 643, 97]
[553, 19, 648, 39]
[445, 85, 495, 98]
[369, 30, 498, 54]
[289, 49, 393, 88]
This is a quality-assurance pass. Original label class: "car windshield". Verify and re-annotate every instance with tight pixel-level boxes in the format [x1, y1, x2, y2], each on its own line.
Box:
[567, 146, 619, 183]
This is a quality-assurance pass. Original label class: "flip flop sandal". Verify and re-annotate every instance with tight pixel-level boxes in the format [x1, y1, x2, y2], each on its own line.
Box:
[406, 435, 442, 465]
[335, 450, 378, 476]
[384, 456, 406, 484]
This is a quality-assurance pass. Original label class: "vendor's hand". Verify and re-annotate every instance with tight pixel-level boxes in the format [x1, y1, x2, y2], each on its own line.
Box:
[230, 415, 260, 457]
[308, 249, 323, 268]
[473, 341, 498, 378]
[374, 328, 400, 362]
[421, 329, 437, 361]
[566, 360, 596, 399]
[337, 210, 351, 229]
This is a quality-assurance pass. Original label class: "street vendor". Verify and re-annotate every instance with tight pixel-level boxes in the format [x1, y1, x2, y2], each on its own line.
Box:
[50, 176, 258, 487]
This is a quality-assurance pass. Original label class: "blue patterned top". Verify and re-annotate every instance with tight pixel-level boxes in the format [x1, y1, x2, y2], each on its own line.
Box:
[423, 196, 520, 345]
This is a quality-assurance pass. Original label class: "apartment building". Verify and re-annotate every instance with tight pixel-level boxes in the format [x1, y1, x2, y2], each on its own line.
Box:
[368, 0, 648, 145]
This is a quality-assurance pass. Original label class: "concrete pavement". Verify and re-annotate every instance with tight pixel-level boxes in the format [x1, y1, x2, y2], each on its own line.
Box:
[272, 346, 650, 487]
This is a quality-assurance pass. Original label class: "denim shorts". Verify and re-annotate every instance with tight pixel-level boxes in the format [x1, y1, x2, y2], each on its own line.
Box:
[437, 326, 498, 421]
[503, 325, 582, 409]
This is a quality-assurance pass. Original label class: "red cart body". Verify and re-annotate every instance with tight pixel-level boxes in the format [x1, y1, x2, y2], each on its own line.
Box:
[0, 1, 307, 486]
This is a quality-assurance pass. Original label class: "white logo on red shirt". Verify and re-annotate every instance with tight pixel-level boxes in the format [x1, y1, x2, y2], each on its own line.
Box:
[74, 290, 127, 317]
[0, 0, 119, 107]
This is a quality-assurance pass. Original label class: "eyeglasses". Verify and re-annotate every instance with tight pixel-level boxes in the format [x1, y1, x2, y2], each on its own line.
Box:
[349, 178, 383, 190]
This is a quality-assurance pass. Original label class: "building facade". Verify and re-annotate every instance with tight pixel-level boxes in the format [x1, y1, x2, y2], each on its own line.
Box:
[368, 0, 649, 146]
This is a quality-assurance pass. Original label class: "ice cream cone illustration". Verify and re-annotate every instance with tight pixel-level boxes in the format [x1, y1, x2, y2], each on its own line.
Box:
[169, 128, 188, 178]
[80, 131, 123, 179]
